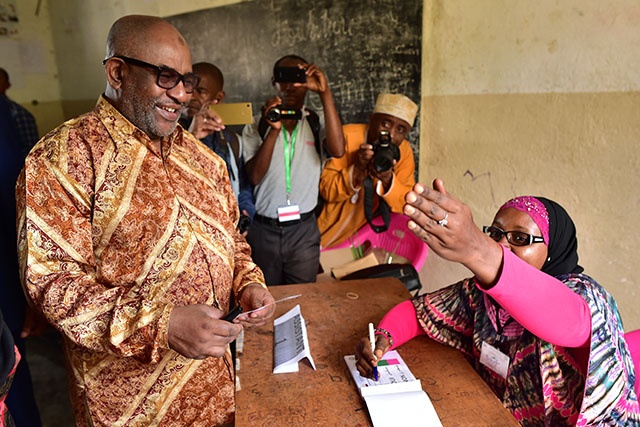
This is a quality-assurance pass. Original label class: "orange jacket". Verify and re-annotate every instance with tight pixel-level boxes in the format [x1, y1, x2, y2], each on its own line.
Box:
[317, 123, 415, 248]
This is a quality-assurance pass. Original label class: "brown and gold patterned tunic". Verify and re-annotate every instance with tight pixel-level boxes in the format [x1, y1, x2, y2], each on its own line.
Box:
[16, 96, 265, 426]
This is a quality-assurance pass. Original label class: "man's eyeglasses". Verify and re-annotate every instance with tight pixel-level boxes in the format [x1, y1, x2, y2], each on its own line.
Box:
[483, 226, 545, 247]
[102, 55, 200, 94]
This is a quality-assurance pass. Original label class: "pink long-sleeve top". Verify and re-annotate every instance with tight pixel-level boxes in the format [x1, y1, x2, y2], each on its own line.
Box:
[379, 247, 592, 368]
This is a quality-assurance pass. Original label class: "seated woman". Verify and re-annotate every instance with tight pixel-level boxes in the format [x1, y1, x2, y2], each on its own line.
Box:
[355, 178, 640, 426]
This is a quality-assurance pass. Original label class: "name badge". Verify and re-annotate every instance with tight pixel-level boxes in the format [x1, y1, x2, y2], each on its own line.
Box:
[479, 341, 510, 379]
[277, 204, 301, 222]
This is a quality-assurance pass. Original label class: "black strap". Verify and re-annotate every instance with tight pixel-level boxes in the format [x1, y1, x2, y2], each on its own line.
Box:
[216, 131, 236, 181]
[363, 176, 390, 233]
[306, 109, 322, 155]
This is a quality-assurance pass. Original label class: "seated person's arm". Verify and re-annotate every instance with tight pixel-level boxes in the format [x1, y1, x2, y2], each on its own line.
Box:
[378, 300, 424, 349]
[483, 247, 591, 348]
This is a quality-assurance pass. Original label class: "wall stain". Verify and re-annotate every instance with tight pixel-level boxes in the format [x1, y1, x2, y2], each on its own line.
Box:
[463, 170, 497, 206]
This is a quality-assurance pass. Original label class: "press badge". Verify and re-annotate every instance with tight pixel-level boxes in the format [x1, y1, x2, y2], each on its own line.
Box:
[277, 204, 301, 222]
[479, 341, 510, 379]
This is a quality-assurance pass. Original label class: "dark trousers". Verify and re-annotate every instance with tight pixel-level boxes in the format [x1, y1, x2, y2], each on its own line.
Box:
[1, 291, 42, 427]
[247, 214, 320, 285]
[6, 337, 42, 427]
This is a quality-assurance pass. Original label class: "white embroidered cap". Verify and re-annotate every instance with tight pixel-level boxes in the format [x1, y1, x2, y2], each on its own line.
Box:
[372, 93, 418, 126]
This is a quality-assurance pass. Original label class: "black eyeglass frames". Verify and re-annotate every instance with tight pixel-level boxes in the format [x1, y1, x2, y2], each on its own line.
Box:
[482, 225, 545, 247]
[102, 55, 200, 94]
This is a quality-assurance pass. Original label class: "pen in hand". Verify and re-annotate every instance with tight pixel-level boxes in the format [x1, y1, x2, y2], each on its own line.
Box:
[369, 322, 379, 381]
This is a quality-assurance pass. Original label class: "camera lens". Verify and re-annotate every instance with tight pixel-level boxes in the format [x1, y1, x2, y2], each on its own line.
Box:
[371, 132, 400, 173]
[372, 148, 396, 172]
[266, 107, 281, 122]
[266, 105, 302, 122]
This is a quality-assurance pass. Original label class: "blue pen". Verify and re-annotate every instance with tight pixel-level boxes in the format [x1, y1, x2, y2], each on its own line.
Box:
[369, 322, 379, 381]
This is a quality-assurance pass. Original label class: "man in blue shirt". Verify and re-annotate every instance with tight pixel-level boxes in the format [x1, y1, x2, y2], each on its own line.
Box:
[0, 92, 43, 427]
[0, 68, 39, 159]
[179, 62, 255, 230]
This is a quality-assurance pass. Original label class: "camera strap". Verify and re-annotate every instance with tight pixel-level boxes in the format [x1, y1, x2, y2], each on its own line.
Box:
[363, 176, 390, 233]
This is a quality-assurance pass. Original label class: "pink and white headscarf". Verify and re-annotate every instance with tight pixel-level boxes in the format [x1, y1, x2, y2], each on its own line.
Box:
[499, 196, 549, 245]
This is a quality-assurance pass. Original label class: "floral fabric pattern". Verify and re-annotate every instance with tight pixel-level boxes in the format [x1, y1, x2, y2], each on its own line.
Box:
[16, 97, 265, 426]
[412, 275, 640, 427]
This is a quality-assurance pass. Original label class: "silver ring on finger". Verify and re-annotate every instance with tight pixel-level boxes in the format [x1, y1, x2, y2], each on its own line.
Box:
[437, 212, 449, 227]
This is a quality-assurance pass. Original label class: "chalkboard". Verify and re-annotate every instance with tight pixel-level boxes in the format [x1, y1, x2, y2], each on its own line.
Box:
[168, 0, 422, 163]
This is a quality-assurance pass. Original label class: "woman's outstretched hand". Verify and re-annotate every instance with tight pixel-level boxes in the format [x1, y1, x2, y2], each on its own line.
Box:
[403, 178, 503, 285]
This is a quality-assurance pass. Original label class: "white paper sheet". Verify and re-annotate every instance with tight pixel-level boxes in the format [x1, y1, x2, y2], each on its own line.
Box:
[273, 304, 316, 373]
[344, 350, 443, 427]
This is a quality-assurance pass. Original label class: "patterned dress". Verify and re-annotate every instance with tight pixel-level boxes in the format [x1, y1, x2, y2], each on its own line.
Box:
[413, 274, 640, 426]
[0, 311, 19, 427]
[16, 97, 265, 426]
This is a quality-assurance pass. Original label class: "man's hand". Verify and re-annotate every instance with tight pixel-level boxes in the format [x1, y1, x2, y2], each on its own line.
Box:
[262, 96, 283, 131]
[352, 143, 375, 188]
[239, 209, 251, 237]
[369, 162, 396, 193]
[234, 283, 275, 328]
[355, 144, 396, 191]
[20, 306, 49, 338]
[188, 102, 225, 139]
[168, 304, 242, 359]
[298, 63, 327, 95]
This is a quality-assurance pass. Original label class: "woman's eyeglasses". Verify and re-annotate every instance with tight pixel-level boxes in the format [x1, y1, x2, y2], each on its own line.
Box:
[483, 226, 545, 247]
[102, 55, 200, 94]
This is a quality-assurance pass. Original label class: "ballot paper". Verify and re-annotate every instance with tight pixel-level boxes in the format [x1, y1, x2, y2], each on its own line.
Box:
[273, 304, 316, 373]
[344, 350, 443, 427]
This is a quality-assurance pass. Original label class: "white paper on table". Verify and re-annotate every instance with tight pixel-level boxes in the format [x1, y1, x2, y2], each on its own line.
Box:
[345, 350, 417, 388]
[344, 350, 443, 427]
[273, 304, 316, 373]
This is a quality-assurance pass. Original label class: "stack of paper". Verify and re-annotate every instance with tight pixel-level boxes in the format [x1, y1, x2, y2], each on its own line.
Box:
[344, 350, 442, 427]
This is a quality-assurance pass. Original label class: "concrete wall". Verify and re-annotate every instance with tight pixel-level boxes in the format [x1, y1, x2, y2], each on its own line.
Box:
[2, 0, 63, 137]
[3, 0, 639, 329]
[2, 0, 239, 130]
[419, 1, 640, 330]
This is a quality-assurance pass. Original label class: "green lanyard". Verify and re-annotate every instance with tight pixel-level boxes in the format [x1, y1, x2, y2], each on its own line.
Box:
[282, 123, 299, 202]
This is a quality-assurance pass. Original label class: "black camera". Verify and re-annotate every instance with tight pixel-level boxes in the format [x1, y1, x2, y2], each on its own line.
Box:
[238, 213, 251, 234]
[266, 105, 302, 122]
[372, 130, 400, 173]
[273, 66, 307, 83]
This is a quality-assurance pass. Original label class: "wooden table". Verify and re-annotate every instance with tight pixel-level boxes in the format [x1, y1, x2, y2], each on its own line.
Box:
[235, 278, 519, 427]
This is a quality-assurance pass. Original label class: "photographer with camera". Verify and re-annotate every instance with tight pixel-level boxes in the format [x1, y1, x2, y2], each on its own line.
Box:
[179, 62, 255, 234]
[318, 93, 418, 249]
[243, 54, 345, 285]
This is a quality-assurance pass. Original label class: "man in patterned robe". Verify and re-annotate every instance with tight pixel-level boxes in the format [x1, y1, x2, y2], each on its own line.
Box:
[16, 15, 274, 427]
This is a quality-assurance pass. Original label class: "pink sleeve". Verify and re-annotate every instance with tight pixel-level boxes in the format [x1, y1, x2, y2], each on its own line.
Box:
[483, 247, 591, 348]
[378, 300, 425, 349]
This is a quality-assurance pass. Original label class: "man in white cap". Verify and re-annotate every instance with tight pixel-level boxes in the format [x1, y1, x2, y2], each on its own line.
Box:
[317, 93, 418, 248]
